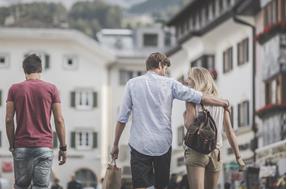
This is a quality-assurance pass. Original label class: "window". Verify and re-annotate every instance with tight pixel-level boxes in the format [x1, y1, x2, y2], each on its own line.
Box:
[238, 38, 249, 65]
[119, 70, 144, 85]
[164, 31, 172, 47]
[0, 53, 9, 68]
[177, 126, 185, 146]
[263, 0, 285, 28]
[63, 55, 78, 70]
[70, 131, 97, 150]
[191, 55, 215, 70]
[227, 0, 231, 6]
[223, 47, 233, 73]
[219, 0, 223, 13]
[143, 33, 158, 47]
[265, 74, 286, 105]
[70, 90, 97, 110]
[24, 52, 50, 70]
[238, 100, 250, 127]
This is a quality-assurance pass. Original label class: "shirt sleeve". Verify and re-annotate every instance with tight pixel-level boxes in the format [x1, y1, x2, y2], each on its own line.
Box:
[172, 79, 202, 104]
[6, 85, 15, 102]
[117, 81, 132, 124]
[52, 86, 61, 104]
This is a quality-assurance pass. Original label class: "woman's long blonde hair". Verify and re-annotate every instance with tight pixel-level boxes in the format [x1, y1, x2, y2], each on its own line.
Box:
[188, 67, 219, 96]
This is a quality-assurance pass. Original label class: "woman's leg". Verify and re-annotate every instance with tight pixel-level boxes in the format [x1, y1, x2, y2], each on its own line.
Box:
[204, 171, 220, 189]
[186, 165, 205, 189]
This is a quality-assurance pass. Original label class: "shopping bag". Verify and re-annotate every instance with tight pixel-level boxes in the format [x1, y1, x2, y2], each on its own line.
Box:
[102, 160, 121, 189]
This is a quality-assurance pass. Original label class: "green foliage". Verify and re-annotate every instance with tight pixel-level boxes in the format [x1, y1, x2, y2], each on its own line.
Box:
[128, 0, 186, 21]
[0, 1, 122, 38]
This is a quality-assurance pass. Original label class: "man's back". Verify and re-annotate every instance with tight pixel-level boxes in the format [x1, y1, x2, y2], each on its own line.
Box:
[118, 71, 202, 156]
[7, 79, 60, 148]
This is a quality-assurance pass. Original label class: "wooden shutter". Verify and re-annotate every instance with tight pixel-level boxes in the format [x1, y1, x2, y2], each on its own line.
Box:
[53, 132, 58, 148]
[246, 101, 250, 125]
[93, 92, 97, 108]
[0, 90, 2, 106]
[44, 55, 50, 69]
[238, 103, 241, 127]
[71, 91, 76, 108]
[93, 132, 97, 148]
[71, 132, 76, 148]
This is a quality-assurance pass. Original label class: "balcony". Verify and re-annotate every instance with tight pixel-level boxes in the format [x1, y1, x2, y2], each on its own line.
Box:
[256, 21, 286, 44]
[256, 104, 286, 118]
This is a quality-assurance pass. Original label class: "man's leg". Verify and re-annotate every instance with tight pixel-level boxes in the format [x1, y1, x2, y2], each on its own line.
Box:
[154, 148, 171, 189]
[13, 148, 33, 189]
[130, 147, 154, 189]
[31, 148, 53, 189]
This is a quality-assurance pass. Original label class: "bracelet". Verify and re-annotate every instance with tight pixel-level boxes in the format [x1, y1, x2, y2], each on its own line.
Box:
[59, 145, 67, 152]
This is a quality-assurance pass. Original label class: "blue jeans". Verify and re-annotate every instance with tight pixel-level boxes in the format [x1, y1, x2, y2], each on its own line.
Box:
[13, 147, 53, 189]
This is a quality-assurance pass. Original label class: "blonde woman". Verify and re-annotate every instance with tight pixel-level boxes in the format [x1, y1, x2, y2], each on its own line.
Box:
[183, 67, 245, 189]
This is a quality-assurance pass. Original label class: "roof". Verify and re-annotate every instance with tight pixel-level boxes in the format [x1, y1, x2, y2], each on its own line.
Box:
[0, 27, 115, 63]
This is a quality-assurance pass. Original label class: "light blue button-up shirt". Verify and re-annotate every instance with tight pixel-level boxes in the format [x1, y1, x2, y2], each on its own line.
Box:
[118, 71, 203, 156]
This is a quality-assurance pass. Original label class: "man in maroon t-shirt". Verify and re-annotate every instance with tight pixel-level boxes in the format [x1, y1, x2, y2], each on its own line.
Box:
[5, 54, 67, 189]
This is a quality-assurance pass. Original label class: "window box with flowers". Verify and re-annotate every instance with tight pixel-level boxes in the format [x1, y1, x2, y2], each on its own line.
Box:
[256, 104, 285, 118]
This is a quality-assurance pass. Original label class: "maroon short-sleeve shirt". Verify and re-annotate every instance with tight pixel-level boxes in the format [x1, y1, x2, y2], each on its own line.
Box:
[6, 80, 61, 148]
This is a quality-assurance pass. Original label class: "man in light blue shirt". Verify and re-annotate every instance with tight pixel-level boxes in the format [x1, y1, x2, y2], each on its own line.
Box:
[111, 52, 229, 189]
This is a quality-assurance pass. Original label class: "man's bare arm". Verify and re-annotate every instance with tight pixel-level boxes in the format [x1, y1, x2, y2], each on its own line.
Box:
[52, 103, 66, 165]
[5, 102, 15, 150]
[111, 121, 126, 160]
[201, 94, 229, 110]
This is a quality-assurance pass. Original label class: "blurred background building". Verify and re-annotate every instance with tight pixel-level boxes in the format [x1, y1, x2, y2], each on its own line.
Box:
[0, 0, 285, 189]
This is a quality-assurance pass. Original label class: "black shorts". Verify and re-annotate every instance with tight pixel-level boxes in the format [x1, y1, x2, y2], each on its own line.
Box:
[130, 146, 171, 189]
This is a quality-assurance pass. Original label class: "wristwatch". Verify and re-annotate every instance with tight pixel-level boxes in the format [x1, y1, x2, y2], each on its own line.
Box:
[59, 145, 67, 152]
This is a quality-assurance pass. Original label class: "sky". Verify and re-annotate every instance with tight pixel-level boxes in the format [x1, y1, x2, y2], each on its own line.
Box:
[0, 0, 147, 8]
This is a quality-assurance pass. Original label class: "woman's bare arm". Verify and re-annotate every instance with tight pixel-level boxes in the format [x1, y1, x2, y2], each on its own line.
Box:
[223, 110, 245, 169]
[183, 102, 196, 129]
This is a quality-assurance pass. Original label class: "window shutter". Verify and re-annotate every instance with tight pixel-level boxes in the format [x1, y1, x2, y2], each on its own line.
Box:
[238, 103, 241, 127]
[0, 90, 2, 106]
[71, 91, 76, 107]
[93, 132, 97, 148]
[230, 106, 234, 128]
[246, 101, 250, 125]
[93, 92, 97, 108]
[0, 131, 2, 147]
[45, 55, 50, 69]
[53, 132, 58, 148]
[71, 132, 76, 148]
[245, 38, 249, 62]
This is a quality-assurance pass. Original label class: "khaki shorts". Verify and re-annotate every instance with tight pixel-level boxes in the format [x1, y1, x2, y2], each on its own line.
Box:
[184, 148, 222, 172]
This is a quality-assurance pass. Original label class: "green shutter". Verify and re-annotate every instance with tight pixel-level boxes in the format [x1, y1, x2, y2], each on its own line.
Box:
[93, 132, 97, 148]
[45, 55, 50, 69]
[53, 132, 58, 148]
[0, 90, 2, 107]
[71, 91, 76, 108]
[71, 132, 76, 148]
[238, 104, 241, 127]
[0, 131, 2, 147]
[93, 92, 97, 108]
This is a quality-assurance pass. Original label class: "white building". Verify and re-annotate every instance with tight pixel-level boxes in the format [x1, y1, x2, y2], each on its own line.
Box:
[166, 0, 256, 188]
[0, 28, 115, 188]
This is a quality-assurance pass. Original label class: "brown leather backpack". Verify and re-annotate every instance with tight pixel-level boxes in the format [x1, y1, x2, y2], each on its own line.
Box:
[184, 104, 217, 154]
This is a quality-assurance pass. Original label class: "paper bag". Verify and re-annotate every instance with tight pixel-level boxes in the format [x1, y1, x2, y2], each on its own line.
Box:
[102, 161, 121, 189]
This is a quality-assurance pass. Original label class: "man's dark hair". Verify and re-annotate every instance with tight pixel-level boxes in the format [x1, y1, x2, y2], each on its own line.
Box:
[23, 54, 42, 74]
[146, 52, 171, 70]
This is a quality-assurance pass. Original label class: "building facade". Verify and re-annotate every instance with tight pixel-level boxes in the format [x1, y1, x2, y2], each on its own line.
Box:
[254, 0, 286, 188]
[166, 0, 258, 188]
[0, 28, 114, 188]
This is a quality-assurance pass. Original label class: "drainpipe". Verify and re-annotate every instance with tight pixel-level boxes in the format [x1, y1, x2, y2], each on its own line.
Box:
[232, 15, 257, 164]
